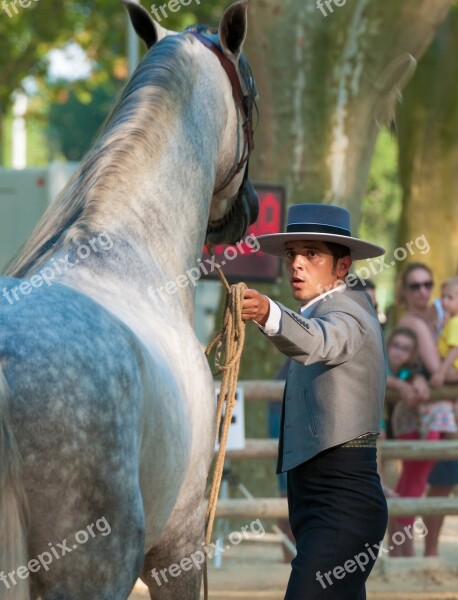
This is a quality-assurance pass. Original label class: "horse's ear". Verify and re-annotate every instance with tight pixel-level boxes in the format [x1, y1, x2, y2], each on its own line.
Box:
[218, 0, 248, 62]
[122, 0, 167, 49]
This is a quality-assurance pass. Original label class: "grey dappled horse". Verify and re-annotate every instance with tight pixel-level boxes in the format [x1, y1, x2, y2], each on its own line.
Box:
[0, 2, 258, 598]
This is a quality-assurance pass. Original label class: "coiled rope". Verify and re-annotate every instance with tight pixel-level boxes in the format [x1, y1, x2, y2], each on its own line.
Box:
[203, 245, 247, 600]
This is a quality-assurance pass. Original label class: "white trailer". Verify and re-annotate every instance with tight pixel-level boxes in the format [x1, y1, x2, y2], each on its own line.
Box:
[0, 162, 78, 272]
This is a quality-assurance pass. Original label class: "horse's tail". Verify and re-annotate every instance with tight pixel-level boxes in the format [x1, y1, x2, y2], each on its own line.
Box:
[0, 365, 30, 600]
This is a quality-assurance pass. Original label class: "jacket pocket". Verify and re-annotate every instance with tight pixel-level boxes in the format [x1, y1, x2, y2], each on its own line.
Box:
[304, 391, 318, 437]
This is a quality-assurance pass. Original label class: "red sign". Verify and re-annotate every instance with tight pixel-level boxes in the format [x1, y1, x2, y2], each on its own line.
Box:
[202, 183, 285, 283]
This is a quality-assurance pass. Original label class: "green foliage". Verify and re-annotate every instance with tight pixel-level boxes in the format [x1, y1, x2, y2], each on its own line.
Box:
[358, 127, 402, 250]
[0, 0, 225, 107]
[358, 127, 403, 309]
[0, 0, 227, 163]
[47, 80, 120, 161]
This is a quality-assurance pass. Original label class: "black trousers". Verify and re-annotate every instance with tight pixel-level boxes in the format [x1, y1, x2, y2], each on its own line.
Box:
[285, 446, 388, 600]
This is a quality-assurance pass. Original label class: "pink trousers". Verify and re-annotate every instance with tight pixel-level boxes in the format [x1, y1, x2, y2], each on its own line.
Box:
[394, 430, 441, 527]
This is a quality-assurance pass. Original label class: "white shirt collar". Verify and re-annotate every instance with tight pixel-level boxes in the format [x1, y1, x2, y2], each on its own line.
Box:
[300, 283, 347, 315]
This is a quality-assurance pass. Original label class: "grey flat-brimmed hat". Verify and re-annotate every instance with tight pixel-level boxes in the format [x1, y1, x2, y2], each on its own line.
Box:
[257, 203, 385, 260]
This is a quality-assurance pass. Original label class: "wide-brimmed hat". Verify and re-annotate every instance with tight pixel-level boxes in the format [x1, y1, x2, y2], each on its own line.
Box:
[257, 203, 385, 260]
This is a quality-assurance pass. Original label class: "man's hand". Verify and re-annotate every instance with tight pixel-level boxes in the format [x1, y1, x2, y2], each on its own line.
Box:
[242, 288, 270, 326]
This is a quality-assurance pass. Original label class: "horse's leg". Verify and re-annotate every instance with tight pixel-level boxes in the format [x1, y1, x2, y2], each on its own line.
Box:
[31, 487, 145, 600]
[26, 459, 146, 600]
[7, 322, 148, 600]
[141, 495, 207, 600]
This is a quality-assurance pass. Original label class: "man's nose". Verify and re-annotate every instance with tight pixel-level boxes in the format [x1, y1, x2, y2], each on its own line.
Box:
[292, 255, 304, 270]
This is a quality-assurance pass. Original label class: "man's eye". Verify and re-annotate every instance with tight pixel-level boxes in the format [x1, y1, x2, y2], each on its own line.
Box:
[285, 251, 295, 259]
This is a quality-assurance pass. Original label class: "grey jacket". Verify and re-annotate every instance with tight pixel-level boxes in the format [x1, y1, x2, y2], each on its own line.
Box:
[266, 288, 387, 473]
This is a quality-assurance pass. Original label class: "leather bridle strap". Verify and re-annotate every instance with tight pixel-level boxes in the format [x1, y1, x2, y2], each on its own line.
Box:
[191, 32, 255, 194]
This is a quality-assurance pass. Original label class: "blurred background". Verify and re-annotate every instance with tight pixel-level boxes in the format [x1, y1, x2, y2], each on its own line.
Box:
[1, 2, 458, 594]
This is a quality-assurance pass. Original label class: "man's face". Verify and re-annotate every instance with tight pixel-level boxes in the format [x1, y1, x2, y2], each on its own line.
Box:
[284, 240, 352, 305]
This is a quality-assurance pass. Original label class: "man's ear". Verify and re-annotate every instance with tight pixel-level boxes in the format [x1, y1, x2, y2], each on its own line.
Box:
[123, 0, 168, 48]
[337, 255, 352, 279]
[218, 0, 248, 63]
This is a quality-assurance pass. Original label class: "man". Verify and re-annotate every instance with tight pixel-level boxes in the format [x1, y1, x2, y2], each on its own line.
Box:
[242, 203, 388, 600]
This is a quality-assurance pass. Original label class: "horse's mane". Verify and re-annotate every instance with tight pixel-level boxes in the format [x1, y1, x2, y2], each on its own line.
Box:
[6, 35, 192, 279]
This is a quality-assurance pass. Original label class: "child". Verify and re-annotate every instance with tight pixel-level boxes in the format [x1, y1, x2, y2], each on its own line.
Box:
[387, 328, 430, 439]
[387, 327, 456, 556]
[430, 276, 458, 388]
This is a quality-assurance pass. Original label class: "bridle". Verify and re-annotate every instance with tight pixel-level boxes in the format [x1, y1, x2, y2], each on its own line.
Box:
[190, 30, 256, 196]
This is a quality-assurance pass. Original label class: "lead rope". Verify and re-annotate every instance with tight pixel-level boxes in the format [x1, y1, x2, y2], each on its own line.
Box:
[203, 243, 247, 600]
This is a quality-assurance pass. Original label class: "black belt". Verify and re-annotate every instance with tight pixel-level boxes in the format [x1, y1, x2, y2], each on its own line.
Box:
[340, 433, 379, 448]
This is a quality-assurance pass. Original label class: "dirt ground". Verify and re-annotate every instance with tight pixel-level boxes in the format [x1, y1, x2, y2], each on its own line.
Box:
[129, 516, 458, 600]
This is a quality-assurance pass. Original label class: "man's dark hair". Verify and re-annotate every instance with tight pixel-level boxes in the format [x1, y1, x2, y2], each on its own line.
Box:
[324, 242, 350, 272]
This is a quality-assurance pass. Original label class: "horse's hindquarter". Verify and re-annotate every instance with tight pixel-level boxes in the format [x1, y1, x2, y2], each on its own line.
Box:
[1, 274, 215, 558]
[1, 279, 144, 533]
[0, 278, 198, 548]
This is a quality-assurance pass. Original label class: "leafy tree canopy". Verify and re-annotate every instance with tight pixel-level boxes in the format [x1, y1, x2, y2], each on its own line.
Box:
[0, 0, 225, 112]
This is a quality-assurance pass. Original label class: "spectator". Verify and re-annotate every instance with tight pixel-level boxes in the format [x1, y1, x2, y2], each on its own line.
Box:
[386, 327, 441, 557]
[396, 263, 458, 556]
[430, 276, 458, 388]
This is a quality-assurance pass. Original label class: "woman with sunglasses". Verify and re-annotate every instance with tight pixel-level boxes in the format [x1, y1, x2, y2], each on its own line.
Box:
[396, 262, 458, 556]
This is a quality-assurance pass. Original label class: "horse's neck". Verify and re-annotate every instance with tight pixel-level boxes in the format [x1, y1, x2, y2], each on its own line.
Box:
[61, 47, 230, 320]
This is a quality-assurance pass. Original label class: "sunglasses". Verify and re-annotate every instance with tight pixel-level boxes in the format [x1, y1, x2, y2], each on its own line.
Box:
[406, 280, 434, 291]
[389, 341, 414, 353]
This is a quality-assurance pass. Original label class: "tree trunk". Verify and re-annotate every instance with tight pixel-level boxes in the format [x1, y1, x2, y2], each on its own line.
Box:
[397, 6, 458, 286]
[246, 0, 451, 219]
